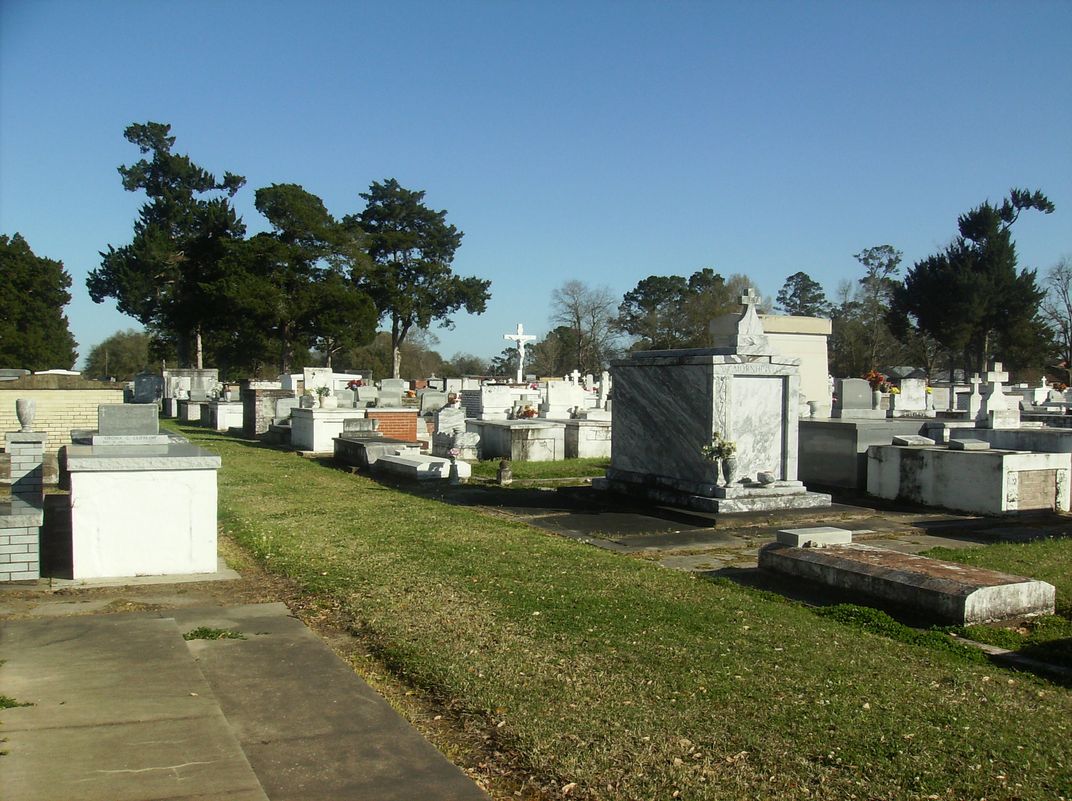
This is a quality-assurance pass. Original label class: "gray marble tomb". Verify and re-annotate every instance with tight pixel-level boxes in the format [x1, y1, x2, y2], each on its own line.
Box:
[595, 289, 831, 513]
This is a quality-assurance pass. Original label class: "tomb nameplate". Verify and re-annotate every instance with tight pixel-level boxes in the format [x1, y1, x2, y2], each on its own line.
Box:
[98, 403, 159, 436]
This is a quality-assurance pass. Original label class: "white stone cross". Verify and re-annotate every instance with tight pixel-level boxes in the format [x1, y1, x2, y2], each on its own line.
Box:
[740, 288, 761, 308]
[503, 323, 536, 384]
[985, 361, 1009, 385]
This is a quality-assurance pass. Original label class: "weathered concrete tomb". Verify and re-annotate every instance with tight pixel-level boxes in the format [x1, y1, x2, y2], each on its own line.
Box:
[760, 537, 1056, 625]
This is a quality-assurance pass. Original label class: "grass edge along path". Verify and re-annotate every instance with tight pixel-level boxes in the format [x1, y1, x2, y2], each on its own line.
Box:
[192, 427, 1071, 801]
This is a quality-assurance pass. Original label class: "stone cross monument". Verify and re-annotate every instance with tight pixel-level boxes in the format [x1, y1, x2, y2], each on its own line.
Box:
[504, 323, 536, 384]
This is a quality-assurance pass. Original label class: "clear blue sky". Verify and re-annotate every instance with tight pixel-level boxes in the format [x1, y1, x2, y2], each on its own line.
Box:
[2, 0, 1069, 369]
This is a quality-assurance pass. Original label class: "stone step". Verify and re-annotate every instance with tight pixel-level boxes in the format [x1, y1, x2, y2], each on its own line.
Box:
[0, 614, 269, 801]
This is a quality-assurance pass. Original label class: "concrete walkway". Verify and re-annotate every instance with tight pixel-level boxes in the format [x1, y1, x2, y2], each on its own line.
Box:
[1, 602, 489, 801]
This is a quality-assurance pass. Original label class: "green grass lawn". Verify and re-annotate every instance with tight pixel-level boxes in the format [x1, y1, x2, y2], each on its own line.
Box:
[184, 424, 1072, 800]
[469, 457, 610, 480]
[924, 537, 1072, 667]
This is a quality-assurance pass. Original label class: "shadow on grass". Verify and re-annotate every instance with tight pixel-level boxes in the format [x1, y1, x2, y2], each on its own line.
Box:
[711, 565, 1072, 687]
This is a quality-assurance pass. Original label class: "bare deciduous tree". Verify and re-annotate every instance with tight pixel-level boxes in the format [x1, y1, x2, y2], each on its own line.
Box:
[1043, 256, 1072, 382]
[549, 280, 620, 373]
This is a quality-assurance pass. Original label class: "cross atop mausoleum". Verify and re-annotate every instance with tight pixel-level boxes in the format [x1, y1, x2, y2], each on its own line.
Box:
[740, 288, 761, 308]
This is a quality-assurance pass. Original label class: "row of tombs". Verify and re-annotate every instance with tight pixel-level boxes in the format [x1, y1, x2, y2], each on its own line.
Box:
[0, 290, 1062, 624]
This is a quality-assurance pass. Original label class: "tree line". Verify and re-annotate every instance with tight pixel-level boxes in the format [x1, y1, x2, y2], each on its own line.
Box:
[790, 189, 1059, 381]
[492, 189, 1061, 382]
[83, 122, 490, 379]
[1, 124, 1062, 385]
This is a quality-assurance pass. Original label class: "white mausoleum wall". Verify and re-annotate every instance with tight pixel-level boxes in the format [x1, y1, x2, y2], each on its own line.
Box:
[760, 314, 832, 406]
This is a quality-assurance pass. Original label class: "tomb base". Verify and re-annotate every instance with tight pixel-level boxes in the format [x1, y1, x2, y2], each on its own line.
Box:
[867, 444, 1071, 514]
[62, 443, 220, 579]
[596, 468, 831, 513]
[830, 408, 886, 420]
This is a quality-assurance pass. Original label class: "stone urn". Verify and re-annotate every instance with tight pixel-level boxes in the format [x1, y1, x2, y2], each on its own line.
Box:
[720, 456, 737, 488]
[319, 394, 338, 410]
[703, 459, 722, 488]
[872, 389, 883, 410]
[721, 456, 738, 486]
[16, 398, 36, 432]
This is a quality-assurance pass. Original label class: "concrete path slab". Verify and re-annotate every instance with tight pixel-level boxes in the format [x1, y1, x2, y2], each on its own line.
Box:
[1, 604, 489, 801]
[0, 615, 268, 801]
[167, 603, 489, 801]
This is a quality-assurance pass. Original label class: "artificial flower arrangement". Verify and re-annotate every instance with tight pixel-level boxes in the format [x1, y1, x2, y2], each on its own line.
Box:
[864, 369, 892, 393]
[701, 432, 737, 461]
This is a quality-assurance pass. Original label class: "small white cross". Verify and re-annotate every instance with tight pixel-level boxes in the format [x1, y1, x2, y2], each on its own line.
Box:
[740, 288, 761, 307]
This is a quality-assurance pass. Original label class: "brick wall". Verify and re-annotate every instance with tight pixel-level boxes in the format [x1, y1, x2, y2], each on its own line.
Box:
[366, 409, 418, 442]
[0, 525, 40, 581]
[0, 381, 125, 453]
[241, 386, 296, 438]
[1, 431, 45, 581]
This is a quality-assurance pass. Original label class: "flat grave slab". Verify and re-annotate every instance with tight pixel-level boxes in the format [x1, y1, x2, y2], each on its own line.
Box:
[891, 434, 935, 446]
[949, 438, 991, 450]
[758, 542, 1055, 624]
[375, 451, 472, 481]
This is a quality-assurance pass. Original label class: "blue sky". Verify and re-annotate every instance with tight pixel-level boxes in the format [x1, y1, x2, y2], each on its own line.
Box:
[2, 0, 1069, 369]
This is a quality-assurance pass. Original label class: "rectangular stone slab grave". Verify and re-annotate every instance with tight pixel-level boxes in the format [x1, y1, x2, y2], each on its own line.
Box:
[373, 450, 471, 481]
[332, 421, 418, 471]
[949, 438, 990, 450]
[759, 542, 1056, 624]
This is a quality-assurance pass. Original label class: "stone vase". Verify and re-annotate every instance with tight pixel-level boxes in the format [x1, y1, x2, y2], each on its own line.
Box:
[703, 459, 722, 488]
[319, 394, 338, 410]
[872, 389, 882, 410]
[721, 456, 738, 486]
[16, 398, 36, 432]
